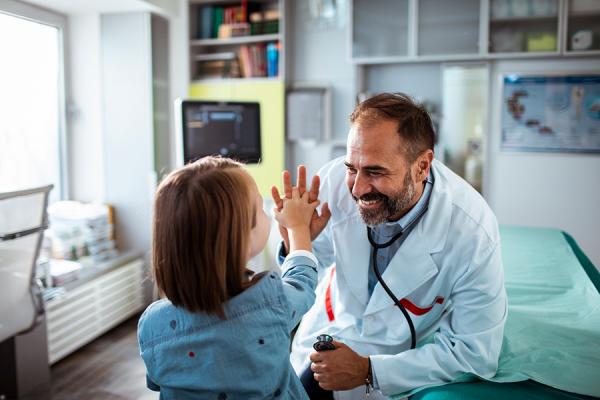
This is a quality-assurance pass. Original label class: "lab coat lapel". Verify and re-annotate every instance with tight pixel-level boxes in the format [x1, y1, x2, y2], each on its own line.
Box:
[364, 235, 438, 316]
[364, 160, 453, 316]
[331, 215, 371, 307]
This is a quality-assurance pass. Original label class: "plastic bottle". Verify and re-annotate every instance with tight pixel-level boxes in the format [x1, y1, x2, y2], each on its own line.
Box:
[266, 42, 279, 77]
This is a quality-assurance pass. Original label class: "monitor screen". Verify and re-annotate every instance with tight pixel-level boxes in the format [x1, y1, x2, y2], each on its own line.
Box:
[180, 100, 261, 164]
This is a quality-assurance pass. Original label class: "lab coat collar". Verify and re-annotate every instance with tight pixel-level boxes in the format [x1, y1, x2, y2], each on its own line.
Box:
[332, 160, 453, 315]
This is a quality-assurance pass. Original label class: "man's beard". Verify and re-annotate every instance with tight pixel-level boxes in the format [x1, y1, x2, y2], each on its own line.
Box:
[353, 170, 415, 226]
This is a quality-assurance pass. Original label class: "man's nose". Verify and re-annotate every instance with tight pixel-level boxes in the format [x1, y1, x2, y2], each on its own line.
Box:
[351, 172, 370, 198]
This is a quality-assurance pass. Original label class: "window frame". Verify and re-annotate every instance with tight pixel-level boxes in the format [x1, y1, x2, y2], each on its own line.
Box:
[0, 0, 69, 200]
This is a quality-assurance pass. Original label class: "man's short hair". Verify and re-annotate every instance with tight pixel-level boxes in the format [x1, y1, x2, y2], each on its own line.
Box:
[350, 92, 435, 162]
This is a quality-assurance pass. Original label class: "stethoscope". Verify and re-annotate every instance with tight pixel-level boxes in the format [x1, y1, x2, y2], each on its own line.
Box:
[366, 205, 428, 350]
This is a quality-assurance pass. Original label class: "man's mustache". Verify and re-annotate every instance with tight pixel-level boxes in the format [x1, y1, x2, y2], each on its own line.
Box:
[352, 192, 388, 203]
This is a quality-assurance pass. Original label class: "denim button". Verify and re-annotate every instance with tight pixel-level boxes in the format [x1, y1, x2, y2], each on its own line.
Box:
[259, 338, 265, 345]
[274, 388, 281, 397]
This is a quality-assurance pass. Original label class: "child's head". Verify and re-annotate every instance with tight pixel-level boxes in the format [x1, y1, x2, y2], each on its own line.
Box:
[152, 156, 270, 315]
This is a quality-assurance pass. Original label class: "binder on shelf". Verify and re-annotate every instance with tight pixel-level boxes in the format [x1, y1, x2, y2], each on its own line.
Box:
[212, 7, 223, 38]
[194, 52, 236, 62]
[194, 52, 240, 80]
[198, 6, 213, 39]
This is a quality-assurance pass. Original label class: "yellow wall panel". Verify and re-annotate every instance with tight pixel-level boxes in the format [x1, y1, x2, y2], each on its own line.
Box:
[188, 80, 285, 196]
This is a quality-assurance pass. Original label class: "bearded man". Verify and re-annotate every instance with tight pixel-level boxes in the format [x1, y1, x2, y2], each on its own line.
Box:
[273, 93, 507, 400]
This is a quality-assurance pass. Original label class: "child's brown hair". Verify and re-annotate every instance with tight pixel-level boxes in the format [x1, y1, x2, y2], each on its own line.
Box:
[152, 156, 256, 315]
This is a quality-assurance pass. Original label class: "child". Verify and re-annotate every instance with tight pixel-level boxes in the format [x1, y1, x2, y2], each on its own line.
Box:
[138, 156, 325, 399]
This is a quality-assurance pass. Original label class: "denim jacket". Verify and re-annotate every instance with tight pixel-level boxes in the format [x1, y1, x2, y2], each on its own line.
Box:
[138, 251, 317, 400]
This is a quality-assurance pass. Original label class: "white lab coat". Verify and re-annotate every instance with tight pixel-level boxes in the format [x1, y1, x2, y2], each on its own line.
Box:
[290, 158, 507, 400]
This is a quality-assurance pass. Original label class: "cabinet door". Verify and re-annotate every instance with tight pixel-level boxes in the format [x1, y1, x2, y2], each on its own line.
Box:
[565, 0, 600, 53]
[352, 0, 409, 59]
[489, 0, 560, 54]
[418, 0, 480, 56]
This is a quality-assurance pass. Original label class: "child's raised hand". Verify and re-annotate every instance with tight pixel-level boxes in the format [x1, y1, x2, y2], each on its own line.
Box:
[274, 187, 320, 230]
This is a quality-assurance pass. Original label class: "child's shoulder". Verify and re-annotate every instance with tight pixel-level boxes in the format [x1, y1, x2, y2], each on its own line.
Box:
[138, 299, 175, 331]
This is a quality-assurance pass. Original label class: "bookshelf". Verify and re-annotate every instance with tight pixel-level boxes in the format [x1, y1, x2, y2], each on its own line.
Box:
[189, 0, 284, 82]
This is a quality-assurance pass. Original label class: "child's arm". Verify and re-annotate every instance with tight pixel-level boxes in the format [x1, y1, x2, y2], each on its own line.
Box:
[274, 187, 322, 329]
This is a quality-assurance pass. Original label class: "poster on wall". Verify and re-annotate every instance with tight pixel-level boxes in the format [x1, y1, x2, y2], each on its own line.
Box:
[501, 74, 600, 153]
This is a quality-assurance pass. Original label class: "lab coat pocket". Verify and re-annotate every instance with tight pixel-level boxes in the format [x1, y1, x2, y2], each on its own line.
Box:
[378, 296, 446, 344]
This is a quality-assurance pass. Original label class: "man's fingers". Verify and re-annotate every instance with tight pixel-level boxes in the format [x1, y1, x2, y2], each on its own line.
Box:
[330, 339, 347, 349]
[309, 352, 323, 363]
[320, 202, 331, 220]
[318, 381, 334, 390]
[297, 165, 307, 194]
[309, 175, 320, 202]
[271, 186, 283, 210]
[282, 170, 292, 198]
[310, 362, 327, 373]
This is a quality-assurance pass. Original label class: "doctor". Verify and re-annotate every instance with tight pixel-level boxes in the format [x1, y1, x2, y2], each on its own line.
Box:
[272, 93, 507, 399]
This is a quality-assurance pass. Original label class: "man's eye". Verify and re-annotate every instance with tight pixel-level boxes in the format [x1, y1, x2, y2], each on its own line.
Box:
[368, 171, 381, 177]
[346, 167, 356, 174]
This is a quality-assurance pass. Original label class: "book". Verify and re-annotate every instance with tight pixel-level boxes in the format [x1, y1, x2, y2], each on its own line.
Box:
[212, 7, 223, 38]
[199, 6, 213, 39]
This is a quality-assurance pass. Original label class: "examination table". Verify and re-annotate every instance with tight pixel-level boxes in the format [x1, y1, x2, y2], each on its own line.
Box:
[405, 226, 600, 400]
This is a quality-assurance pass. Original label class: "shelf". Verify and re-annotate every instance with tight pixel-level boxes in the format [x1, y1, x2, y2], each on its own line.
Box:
[190, 0, 274, 4]
[486, 51, 559, 59]
[190, 33, 280, 47]
[568, 11, 600, 18]
[191, 76, 282, 84]
[490, 15, 557, 23]
[563, 50, 600, 57]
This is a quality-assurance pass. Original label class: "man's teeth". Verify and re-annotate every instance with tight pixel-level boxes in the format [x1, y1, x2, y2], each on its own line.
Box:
[360, 199, 379, 206]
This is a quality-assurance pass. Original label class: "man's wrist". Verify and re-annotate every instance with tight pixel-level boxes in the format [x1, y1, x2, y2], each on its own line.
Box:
[365, 356, 374, 394]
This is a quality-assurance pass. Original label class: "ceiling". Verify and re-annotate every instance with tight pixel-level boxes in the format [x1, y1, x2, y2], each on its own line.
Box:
[22, 0, 169, 15]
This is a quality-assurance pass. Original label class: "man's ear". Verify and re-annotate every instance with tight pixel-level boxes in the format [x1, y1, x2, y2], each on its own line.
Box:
[416, 149, 434, 181]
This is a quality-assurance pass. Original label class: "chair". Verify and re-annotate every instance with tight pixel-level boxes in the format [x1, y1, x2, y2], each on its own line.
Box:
[0, 185, 52, 343]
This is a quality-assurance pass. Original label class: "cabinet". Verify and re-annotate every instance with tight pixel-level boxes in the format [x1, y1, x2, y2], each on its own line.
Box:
[350, 0, 600, 64]
[489, 0, 560, 55]
[189, 0, 285, 81]
[44, 257, 145, 364]
[565, 0, 600, 53]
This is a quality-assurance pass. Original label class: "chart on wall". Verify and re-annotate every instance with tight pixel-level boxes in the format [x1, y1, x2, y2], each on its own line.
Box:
[501, 74, 600, 153]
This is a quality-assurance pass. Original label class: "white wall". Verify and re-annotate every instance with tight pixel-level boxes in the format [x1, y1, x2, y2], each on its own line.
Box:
[65, 0, 186, 202]
[287, 0, 356, 178]
[166, 0, 189, 170]
[488, 57, 600, 269]
[66, 13, 104, 202]
[367, 62, 442, 105]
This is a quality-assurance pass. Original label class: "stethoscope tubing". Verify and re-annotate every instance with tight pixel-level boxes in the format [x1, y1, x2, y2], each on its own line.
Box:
[366, 206, 428, 350]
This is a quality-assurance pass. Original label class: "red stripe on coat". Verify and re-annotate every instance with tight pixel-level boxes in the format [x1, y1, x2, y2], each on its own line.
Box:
[399, 296, 445, 316]
[324, 267, 336, 321]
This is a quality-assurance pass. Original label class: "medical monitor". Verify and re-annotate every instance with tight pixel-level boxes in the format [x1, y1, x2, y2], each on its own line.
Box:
[177, 100, 261, 164]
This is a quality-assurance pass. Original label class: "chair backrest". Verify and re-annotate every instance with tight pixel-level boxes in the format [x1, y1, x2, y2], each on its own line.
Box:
[0, 185, 52, 343]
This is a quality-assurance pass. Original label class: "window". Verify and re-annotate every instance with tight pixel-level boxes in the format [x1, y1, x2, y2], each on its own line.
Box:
[0, 2, 67, 204]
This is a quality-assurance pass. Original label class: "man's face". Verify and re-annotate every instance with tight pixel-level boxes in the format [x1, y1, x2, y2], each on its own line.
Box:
[345, 119, 419, 226]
